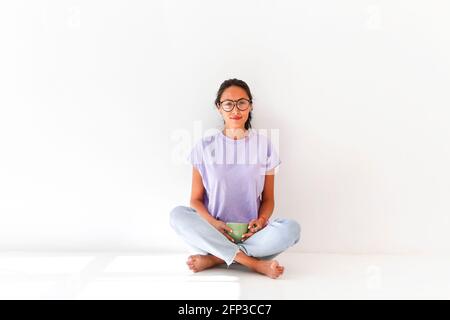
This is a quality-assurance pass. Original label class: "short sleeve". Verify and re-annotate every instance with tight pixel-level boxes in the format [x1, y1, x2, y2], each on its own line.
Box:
[265, 139, 281, 173]
[187, 140, 204, 171]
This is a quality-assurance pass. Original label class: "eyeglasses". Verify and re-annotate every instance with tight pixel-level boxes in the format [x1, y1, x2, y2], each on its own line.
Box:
[218, 98, 252, 112]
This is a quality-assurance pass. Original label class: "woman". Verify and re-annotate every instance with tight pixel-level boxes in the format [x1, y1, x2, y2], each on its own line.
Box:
[170, 78, 301, 279]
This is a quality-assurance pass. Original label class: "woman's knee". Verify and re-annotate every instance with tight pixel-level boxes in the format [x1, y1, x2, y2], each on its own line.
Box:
[169, 205, 190, 228]
[277, 218, 301, 245]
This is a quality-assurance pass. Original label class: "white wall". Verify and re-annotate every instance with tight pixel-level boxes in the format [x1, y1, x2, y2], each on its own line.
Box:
[1, 0, 449, 254]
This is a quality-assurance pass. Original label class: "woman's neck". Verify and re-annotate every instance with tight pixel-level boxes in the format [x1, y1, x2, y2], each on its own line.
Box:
[222, 127, 248, 140]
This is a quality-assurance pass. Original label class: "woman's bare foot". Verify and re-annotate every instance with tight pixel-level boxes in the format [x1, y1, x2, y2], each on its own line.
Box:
[253, 260, 284, 279]
[186, 254, 224, 272]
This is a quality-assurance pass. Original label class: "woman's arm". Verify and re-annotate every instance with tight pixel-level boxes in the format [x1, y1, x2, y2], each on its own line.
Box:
[189, 167, 215, 224]
[242, 170, 276, 238]
[190, 167, 234, 241]
[258, 169, 276, 224]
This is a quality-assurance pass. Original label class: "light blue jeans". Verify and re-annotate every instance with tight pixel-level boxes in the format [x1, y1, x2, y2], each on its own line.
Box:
[169, 205, 301, 267]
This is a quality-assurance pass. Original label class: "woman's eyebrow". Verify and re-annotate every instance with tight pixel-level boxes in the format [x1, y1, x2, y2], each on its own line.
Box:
[223, 97, 248, 101]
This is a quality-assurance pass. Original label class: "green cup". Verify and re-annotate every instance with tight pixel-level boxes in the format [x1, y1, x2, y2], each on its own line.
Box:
[226, 222, 249, 243]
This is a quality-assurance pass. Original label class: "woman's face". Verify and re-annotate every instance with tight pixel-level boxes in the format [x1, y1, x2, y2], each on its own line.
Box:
[217, 85, 252, 130]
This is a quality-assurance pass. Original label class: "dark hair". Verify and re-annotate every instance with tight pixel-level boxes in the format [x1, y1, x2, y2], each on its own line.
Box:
[215, 78, 253, 130]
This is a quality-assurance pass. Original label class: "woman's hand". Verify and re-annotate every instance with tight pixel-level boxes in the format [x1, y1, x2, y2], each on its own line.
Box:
[210, 218, 236, 243]
[241, 217, 268, 241]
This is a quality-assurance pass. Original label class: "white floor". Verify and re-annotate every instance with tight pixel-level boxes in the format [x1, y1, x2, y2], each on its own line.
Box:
[1, 251, 449, 299]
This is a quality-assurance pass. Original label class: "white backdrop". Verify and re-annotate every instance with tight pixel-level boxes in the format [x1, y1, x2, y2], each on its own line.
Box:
[1, 0, 449, 254]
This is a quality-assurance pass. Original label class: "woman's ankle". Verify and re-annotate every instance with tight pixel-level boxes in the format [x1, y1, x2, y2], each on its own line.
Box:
[207, 254, 225, 264]
[234, 251, 260, 270]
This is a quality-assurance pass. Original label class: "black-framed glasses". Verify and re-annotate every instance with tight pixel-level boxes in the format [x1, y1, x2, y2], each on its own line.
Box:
[218, 98, 252, 112]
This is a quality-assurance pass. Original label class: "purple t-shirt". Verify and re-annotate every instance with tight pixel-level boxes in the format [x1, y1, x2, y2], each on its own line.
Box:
[187, 129, 281, 223]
